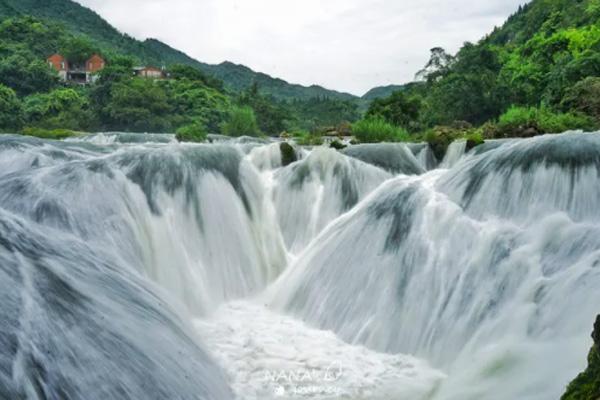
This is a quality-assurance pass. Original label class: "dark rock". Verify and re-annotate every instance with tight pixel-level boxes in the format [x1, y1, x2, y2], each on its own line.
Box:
[330, 140, 347, 150]
[280, 142, 297, 167]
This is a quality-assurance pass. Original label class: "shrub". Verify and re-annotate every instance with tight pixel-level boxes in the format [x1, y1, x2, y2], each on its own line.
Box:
[294, 130, 323, 146]
[423, 125, 484, 160]
[0, 84, 24, 132]
[489, 106, 596, 138]
[351, 117, 410, 143]
[220, 106, 261, 137]
[175, 121, 208, 143]
[20, 127, 78, 139]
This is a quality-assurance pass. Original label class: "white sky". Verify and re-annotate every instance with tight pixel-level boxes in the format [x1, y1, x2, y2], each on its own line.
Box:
[76, 0, 528, 96]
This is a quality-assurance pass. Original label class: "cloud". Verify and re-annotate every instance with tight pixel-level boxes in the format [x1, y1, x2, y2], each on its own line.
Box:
[76, 0, 528, 95]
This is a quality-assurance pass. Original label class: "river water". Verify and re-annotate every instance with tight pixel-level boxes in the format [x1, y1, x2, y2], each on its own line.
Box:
[0, 131, 598, 399]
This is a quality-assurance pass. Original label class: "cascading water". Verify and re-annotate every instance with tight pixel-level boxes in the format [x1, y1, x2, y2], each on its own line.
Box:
[1, 131, 598, 400]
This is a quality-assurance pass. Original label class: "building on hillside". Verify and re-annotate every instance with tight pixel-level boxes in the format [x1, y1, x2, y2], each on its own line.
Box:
[47, 54, 68, 81]
[47, 53, 106, 84]
[134, 66, 166, 79]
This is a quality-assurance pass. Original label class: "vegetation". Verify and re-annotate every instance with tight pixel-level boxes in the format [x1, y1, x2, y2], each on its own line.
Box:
[1, 0, 599, 147]
[175, 121, 208, 143]
[352, 117, 410, 143]
[562, 315, 600, 400]
[20, 126, 78, 139]
[220, 106, 261, 137]
[0, 83, 23, 131]
[485, 106, 594, 138]
[363, 0, 600, 144]
[294, 130, 323, 146]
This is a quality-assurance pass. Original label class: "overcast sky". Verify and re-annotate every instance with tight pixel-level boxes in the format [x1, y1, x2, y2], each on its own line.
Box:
[76, 0, 528, 95]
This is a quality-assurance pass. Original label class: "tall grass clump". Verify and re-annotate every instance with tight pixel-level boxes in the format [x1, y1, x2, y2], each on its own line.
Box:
[351, 117, 409, 143]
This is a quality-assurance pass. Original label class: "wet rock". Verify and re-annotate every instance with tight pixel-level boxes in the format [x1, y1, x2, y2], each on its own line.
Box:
[280, 142, 297, 167]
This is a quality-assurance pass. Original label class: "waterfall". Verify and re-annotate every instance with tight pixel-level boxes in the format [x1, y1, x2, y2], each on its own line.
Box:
[1, 132, 599, 399]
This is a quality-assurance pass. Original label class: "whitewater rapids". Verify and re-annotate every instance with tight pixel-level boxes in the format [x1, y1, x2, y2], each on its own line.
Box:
[0, 131, 598, 399]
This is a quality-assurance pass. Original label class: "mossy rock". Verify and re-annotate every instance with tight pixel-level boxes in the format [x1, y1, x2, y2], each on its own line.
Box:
[330, 140, 347, 150]
[562, 315, 600, 400]
[280, 142, 297, 167]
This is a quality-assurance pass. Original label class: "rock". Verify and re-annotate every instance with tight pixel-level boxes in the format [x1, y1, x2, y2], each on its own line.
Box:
[280, 142, 297, 167]
[562, 315, 600, 400]
[329, 140, 347, 150]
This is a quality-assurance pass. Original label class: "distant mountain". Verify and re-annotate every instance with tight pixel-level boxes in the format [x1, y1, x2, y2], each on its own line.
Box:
[361, 85, 407, 101]
[0, 0, 357, 101]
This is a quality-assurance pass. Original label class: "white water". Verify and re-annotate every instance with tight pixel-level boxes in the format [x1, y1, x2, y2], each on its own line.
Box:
[1, 132, 598, 399]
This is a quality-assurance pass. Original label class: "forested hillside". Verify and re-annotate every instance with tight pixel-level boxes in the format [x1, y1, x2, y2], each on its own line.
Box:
[354, 0, 600, 148]
[0, 0, 356, 102]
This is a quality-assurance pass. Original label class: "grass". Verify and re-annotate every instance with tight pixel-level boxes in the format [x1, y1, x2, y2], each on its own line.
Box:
[20, 127, 79, 139]
[351, 117, 410, 143]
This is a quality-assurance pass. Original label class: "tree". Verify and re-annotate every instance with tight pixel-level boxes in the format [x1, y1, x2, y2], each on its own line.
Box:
[561, 77, 600, 120]
[60, 36, 97, 63]
[0, 52, 59, 96]
[416, 47, 455, 82]
[220, 106, 260, 137]
[168, 64, 223, 90]
[0, 84, 23, 132]
[23, 88, 95, 130]
[238, 82, 287, 136]
[366, 90, 423, 132]
[103, 78, 172, 132]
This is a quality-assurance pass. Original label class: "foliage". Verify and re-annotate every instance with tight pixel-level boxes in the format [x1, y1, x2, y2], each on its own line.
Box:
[366, 90, 423, 131]
[351, 117, 410, 143]
[175, 121, 208, 143]
[20, 126, 78, 139]
[168, 64, 224, 91]
[102, 78, 172, 132]
[486, 106, 596, 138]
[294, 131, 323, 146]
[562, 315, 600, 400]
[220, 106, 261, 137]
[423, 124, 483, 160]
[238, 82, 288, 136]
[561, 77, 600, 120]
[60, 36, 97, 63]
[0, 52, 59, 96]
[0, 83, 23, 131]
[387, 0, 600, 134]
[288, 96, 360, 131]
[163, 78, 231, 133]
[23, 88, 95, 130]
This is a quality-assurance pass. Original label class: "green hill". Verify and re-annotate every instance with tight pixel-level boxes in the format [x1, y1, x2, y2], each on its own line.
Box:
[0, 0, 357, 101]
[359, 0, 600, 140]
[361, 85, 407, 101]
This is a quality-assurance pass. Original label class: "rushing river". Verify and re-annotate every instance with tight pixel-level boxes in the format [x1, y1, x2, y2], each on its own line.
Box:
[0, 131, 598, 399]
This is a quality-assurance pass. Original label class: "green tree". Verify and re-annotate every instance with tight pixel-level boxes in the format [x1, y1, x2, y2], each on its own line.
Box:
[561, 77, 600, 120]
[0, 52, 59, 96]
[60, 36, 97, 63]
[23, 88, 95, 130]
[366, 90, 423, 131]
[168, 64, 223, 90]
[221, 106, 260, 137]
[102, 78, 172, 132]
[0, 84, 23, 132]
[175, 120, 208, 142]
[238, 82, 288, 136]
